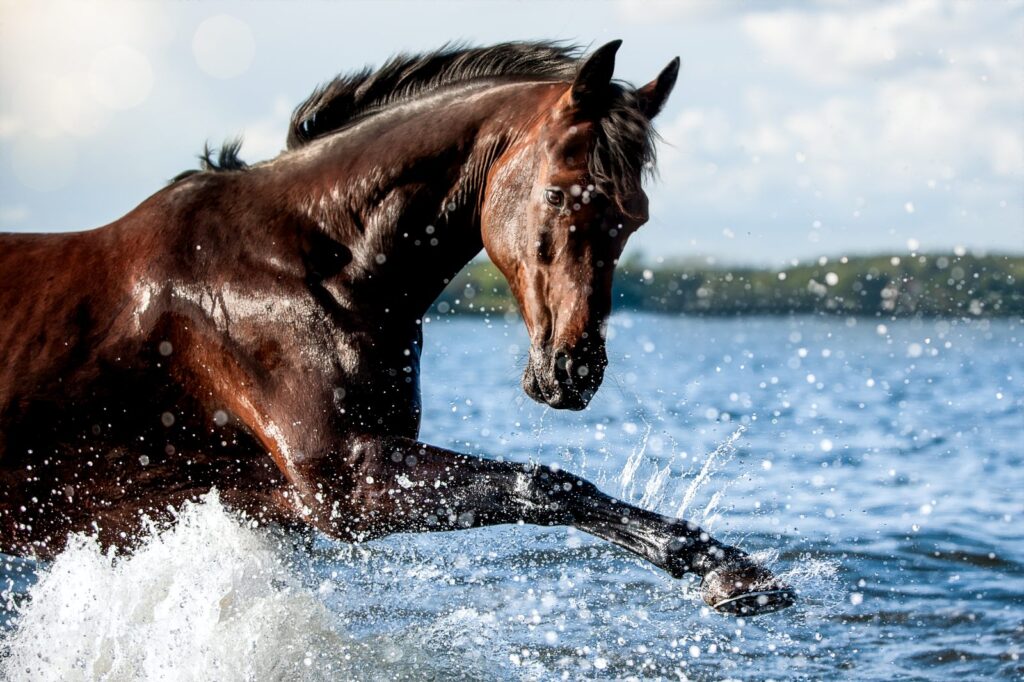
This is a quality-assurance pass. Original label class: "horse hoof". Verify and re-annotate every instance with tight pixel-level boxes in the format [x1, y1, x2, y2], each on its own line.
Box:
[701, 561, 796, 616]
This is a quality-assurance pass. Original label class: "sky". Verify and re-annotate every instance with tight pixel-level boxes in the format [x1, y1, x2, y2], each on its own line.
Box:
[0, 0, 1021, 265]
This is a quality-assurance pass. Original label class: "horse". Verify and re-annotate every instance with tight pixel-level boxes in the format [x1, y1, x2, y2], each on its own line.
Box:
[0, 41, 794, 615]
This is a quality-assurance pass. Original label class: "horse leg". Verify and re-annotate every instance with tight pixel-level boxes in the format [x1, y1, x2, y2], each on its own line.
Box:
[325, 436, 795, 615]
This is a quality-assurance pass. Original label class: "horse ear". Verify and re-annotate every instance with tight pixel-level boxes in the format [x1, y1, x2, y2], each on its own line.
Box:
[637, 57, 680, 119]
[571, 40, 622, 109]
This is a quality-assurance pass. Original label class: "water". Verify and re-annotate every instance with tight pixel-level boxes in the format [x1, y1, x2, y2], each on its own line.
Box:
[2, 314, 1022, 680]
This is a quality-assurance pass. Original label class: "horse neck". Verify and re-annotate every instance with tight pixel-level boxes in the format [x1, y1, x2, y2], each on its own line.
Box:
[278, 81, 561, 321]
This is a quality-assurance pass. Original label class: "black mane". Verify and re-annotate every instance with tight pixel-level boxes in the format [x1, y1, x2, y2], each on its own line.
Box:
[185, 41, 657, 202]
[171, 139, 248, 183]
[286, 41, 579, 148]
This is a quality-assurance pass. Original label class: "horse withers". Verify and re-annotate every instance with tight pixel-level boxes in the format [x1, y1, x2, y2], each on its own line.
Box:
[0, 41, 794, 615]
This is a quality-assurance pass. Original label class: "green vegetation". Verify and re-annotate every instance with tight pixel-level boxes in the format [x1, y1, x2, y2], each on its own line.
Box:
[431, 252, 1023, 318]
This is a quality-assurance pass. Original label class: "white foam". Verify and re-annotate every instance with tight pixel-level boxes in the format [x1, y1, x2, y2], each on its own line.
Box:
[1, 492, 350, 681]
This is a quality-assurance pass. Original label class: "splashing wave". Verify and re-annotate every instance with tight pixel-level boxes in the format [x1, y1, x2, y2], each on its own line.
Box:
[1, 492, 354, 680]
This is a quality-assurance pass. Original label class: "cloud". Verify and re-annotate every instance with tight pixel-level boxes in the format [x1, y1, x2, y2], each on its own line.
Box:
[1, 0, 1017, 261]
[654, 1, 1022, 209]
[237, 95, 294, 163]
[614, 0, 817, 24]
[747, 2, 1021, 181]
[639, 0, 1023, 262]
[743, 4, 907, 85]
[657, 107, 770, 204]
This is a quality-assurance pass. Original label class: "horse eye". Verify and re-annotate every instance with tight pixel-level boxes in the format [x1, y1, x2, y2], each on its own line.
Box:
[544, 188, 564, 207]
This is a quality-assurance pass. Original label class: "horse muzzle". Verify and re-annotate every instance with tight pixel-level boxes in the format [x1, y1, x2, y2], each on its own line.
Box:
[523, 343, 607, 410]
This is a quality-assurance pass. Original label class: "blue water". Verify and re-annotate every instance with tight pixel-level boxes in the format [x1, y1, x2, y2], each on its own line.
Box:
[3, 314, 1022, 680]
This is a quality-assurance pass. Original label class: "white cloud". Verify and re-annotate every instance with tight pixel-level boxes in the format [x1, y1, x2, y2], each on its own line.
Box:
[654, 0, 1023, 212]
[990, 129, 1024, 177]
[743, 127, 787, 157]
[238, 96, 294, 163]
[614, 0, 821, 24]
[657, 107, 770, 203]
[613, 0, 724, 23]
[742, 3, 911, 85]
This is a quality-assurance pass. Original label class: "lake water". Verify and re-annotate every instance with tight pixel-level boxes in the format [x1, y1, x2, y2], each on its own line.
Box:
[2, 314, 1022, 680]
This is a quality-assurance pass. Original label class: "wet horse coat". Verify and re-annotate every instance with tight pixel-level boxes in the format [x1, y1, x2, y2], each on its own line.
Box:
[0, 42, 793, 614]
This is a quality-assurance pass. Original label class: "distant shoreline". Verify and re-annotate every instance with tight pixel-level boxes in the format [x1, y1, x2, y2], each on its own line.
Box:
[432, 252, 1023, 319]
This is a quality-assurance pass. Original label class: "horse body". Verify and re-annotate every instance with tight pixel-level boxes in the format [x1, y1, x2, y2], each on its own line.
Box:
[0, 42, 794, 615]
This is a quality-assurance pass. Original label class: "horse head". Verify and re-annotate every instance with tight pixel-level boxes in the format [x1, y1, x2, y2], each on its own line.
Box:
[481, 41, 679, 410]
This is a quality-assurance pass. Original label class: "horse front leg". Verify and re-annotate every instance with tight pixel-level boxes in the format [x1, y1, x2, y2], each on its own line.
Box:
[321, 435, 795, 616]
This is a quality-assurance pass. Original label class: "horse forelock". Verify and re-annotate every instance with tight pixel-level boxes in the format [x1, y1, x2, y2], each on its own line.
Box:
[590, 83, 658, 214]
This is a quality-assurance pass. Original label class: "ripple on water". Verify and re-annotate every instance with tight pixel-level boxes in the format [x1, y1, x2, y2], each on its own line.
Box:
[2, 315, 1022, 680]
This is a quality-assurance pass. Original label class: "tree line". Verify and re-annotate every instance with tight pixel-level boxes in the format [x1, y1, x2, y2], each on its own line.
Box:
[431, 253, 1023, 318]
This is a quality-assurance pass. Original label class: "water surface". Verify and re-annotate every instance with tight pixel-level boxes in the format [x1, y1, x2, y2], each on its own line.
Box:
[3, 314, 1022, 680]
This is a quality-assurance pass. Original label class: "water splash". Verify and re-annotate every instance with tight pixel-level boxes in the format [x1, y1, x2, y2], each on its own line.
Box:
[702, 488, 726, 527]
[1, 492, 352, 681]
[617, 422, 652, 502]
[638, 461, 672, 511]
[616, 423, 747, 528]
[746, 548, 844, 623]
[675, 426, 745, 520]
[613, 423, 844, 625]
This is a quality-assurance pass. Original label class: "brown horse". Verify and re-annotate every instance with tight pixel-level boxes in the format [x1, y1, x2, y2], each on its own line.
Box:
[0, 41, 793, 615]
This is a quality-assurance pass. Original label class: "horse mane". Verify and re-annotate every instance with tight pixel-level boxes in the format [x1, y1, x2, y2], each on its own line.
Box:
[181, 41, 657, 202]
[171, 139, 248, 183]
[286, 41, 579, 148]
